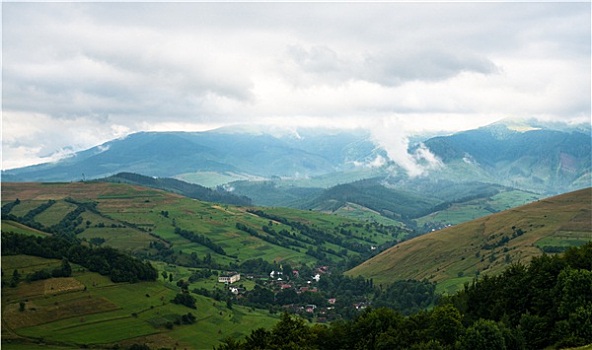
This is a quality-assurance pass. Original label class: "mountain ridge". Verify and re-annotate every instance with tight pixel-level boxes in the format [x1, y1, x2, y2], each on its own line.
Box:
[3, 121, 590, 195]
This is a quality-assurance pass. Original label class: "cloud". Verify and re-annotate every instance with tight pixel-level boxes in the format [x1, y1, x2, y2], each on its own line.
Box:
[2, 2, 590, 169]
[369, 117, 443, 177]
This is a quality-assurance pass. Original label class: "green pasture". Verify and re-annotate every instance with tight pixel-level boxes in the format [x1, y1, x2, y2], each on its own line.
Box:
[2, 255, 280, 349]
[78, 210, 124, 229]
[415, 204, 493, 227]
[333, 203, 404, 227]
[5, 183, 403, 269]
[1, 255, 63, 275]
[415, 189, 541, 228]
[79, 227, 153, 251]
[1, 221, 50, 237]
[33, 201, 78, 227]
[436, 276, 475, 295]
[535, 233, 592, 250]
[2, 200, 45, 218]
[488, 190, 541, 211]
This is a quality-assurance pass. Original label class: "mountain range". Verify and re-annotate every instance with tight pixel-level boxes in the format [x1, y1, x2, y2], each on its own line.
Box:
[3, 119, 590, 231]
[4, 118, 589, 193]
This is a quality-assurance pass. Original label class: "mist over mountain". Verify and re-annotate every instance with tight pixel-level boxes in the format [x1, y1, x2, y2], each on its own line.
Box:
[3, 120, 590, 197]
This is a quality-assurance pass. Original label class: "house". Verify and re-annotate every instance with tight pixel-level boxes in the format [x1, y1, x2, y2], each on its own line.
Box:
[354, 302, 367, 310]
[270, 270, 283, 278]
[218, 272, 240, 284]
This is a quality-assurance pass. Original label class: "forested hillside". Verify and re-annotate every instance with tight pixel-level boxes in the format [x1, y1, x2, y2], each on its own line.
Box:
[217, 243, 592, 350]
[103, 172, 252, 206]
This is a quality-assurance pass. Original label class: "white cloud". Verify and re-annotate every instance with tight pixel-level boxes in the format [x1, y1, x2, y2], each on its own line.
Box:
[2, 2, 590, 170]
[369, 117, 444, 177]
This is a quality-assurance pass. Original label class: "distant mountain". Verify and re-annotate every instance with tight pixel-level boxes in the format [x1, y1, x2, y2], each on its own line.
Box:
[2, 128, 376, 184]
[294, 178, 542, 231]
[101, 172, 252, 206]
[420, 120, 591, 194]
[346, 187, 592, 293]
[3, 121, 590, 196]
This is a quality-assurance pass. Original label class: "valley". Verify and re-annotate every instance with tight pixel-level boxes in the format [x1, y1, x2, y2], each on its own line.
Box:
[2, 180, 590, 349]
[1, 120, 591, 349]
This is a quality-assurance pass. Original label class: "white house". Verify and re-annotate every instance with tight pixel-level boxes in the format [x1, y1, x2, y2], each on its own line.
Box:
[218, 272, 241, 284]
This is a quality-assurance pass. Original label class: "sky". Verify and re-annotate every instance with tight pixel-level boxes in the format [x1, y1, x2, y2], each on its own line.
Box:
[2, 2, 591, 171]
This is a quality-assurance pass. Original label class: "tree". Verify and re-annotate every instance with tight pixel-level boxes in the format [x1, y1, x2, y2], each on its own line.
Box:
[459, 319, 506, 350]
[172, 293, 196, 309]
[429, 304, 464, 347]
[10, 269, 21, 287]
[268, 312, 315, 350]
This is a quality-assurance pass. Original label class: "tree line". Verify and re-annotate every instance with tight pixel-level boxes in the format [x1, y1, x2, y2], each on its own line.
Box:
[2, 232, 157, 283]
[215, 243, 592, 350]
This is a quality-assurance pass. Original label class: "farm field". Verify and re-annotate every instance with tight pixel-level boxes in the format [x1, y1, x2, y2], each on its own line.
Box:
[2, 182, 403, 269]
[414, 190, 542, 228]
[1, 255, 278, 349]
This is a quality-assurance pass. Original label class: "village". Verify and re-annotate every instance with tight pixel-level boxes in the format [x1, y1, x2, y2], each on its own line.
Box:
[216, 265, 369, 322]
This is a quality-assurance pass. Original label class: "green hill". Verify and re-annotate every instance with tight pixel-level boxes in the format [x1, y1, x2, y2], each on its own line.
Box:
[346, 187, 592, 294]
[1, 182, 406, 270]
[1, 181, 410, 349]
[102, 172, 253, 206]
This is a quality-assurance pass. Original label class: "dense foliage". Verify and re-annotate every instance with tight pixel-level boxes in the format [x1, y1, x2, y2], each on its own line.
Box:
[2, 232, 158, 283]
[1, 198, 99, 237]
[216, 243, 592, 350]
[105, 172, 252, 206]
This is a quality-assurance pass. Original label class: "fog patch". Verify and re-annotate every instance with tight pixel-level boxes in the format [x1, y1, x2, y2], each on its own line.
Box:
[369, 117, 443, 177]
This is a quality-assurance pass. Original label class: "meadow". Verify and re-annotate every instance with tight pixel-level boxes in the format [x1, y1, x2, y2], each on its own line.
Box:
[1, 254, 279, 349]
[2, 182, 403, 270]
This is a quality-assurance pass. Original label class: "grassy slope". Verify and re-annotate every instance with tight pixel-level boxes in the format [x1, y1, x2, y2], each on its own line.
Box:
[413, 189, 542, 227]
[1, 182, 401, 267]
[347, 187, 592, 294]
[1, 255, 278, 350]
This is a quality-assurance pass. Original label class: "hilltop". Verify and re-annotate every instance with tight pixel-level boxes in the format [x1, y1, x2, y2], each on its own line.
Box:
[347, 187, 592, 293]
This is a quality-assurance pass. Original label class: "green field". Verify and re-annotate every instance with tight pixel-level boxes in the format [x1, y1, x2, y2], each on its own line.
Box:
[0, 221, 50, 237]
[33, 201, 78, 227]
[414, 190, 542, 228]
[2, 182, 404, 270]
[1, 255, 279, 349]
